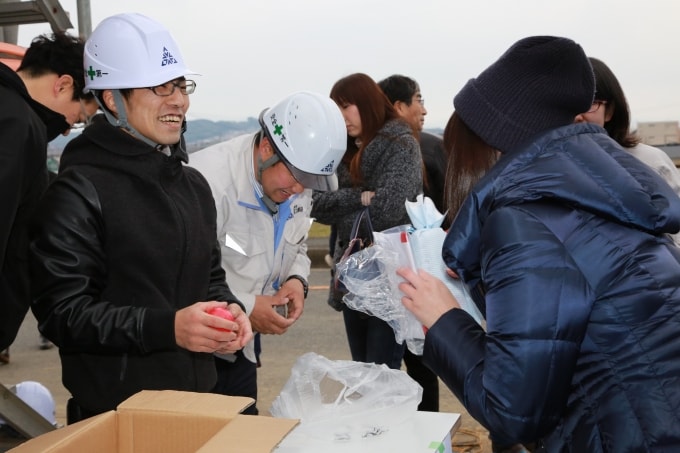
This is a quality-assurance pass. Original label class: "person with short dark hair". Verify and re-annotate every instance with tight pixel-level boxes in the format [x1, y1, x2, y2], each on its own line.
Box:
[378, 74, 443, 413]
[378, 74, 447, 218]
[398, 36, 680, 450]
[28, 13, 251, 423]
[0, 31, 97, 359]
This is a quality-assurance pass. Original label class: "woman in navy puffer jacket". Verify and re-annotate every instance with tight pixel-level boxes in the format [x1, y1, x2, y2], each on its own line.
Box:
[398, 36, 680, 452]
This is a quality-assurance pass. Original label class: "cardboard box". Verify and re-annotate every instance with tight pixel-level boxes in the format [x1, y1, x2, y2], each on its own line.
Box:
[9, 390, 299, 453]
[10, 390, 460, 453]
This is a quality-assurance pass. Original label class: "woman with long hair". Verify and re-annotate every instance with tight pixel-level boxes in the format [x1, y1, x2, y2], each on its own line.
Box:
[312, 73, 422, 369]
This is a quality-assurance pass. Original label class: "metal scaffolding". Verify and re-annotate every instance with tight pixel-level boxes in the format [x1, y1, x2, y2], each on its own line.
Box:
[0, 0, 93, 43]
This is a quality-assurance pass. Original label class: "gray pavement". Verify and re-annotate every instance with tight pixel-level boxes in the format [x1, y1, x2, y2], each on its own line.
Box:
[306, 236, 331, 269]
[0, 266, 490, 451]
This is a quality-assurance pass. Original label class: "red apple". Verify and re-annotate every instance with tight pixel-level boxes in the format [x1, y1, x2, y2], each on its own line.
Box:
[207, 307, 234, 332]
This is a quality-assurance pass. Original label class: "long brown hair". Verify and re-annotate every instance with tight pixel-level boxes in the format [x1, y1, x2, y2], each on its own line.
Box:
[443, 112, 499, 225]
[330, 73, 400, 185]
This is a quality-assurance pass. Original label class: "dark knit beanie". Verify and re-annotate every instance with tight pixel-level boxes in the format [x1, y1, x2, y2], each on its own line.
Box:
[453, 36, 595, 153]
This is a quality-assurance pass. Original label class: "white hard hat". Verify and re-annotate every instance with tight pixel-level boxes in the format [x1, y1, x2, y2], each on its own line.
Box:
[0, 381, 56, 426]
[259, 91, 347, 191]
[84, 13, 198, 92]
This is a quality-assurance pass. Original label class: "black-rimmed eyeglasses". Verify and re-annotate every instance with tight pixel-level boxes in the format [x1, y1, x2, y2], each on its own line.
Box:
[147, 79, 196, 97]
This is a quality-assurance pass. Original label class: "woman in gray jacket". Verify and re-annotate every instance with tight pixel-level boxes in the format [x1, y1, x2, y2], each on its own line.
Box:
[312, 73, 422, 369]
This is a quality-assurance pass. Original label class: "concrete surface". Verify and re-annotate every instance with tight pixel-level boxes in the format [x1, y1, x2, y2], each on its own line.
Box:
[0, 266, 491, 452]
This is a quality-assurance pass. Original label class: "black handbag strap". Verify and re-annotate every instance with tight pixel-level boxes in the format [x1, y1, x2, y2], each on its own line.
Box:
[349, 207, 374, 244]
[335, 207, 374, 292]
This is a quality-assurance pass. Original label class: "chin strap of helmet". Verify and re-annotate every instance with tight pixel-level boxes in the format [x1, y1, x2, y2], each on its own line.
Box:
[256, 131, 282, 214]
[96, 89, 160, 149]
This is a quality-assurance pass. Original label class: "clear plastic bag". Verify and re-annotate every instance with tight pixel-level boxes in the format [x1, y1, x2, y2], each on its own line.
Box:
[335, 195, 485, 355]
[270, 352, 422, 442]
[336, 241, 425, 355]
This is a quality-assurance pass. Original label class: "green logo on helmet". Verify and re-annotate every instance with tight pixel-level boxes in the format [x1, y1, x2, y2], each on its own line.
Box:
[86, 65, 108, 81]
[269, 113, 288, 148]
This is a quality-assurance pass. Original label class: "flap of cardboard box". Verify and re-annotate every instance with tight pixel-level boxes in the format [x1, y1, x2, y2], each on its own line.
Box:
[118, 390, 254, 415]
[9, 411, 118, 453]
[198, 414, 299, 453]
[9, 391, 300, 453]
[117, 390, 255, 453]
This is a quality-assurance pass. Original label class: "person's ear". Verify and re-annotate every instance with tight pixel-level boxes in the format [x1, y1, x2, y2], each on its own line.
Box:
[394, 100, 408, 116]
[54, 74, 74, 98]
[101, 90, 118, 113]
[259, 137, 275, 158]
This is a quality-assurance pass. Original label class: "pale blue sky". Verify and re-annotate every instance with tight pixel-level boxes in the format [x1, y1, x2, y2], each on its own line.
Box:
[16, 0, 680, 129]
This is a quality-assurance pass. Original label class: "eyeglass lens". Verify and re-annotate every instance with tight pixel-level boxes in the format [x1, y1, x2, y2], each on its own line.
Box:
[150, 79, 196, 96]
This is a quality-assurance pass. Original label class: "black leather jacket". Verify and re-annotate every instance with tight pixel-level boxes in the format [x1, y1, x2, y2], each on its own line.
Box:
[29, 115, 241, 415]
[0, 62, 68, 350]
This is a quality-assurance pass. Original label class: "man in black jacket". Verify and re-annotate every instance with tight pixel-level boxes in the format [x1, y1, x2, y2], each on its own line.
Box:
[0, 32, 97, 361]
[28, 13, 252, 423]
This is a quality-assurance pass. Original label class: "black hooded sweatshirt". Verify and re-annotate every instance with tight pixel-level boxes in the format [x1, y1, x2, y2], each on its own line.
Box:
[29, 114, 241, 415]
[0, 62, 68, 350]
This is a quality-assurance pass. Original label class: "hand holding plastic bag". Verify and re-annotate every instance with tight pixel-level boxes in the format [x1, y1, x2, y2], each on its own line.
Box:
[270, 352, 422, 442]
[336, 196, 484, 357]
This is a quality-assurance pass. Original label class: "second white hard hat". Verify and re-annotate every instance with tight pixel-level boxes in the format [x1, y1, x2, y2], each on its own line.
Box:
[259, 91, 347, 191]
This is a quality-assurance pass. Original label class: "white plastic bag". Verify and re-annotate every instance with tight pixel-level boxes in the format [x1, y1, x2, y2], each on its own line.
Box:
[406, 195, 485, 325]
[335, 195, 485, 356]
[270, 352, 422, 442]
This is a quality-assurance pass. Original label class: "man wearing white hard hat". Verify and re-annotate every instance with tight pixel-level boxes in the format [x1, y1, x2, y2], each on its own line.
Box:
[28, 13, 252, 424]
[189, 91, 346, 414]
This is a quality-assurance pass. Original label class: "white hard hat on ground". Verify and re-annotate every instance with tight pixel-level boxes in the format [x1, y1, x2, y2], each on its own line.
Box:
[84, 12, 198, 92]
[0, 381, 57, 427]
[259, 91, 347, 191]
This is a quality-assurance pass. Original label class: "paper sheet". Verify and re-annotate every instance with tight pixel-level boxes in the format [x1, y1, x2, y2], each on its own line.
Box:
[409, 229, 484, 325]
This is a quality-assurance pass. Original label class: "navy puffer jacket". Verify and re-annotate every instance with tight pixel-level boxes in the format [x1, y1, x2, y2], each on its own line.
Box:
[429, 122, 680, 451]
